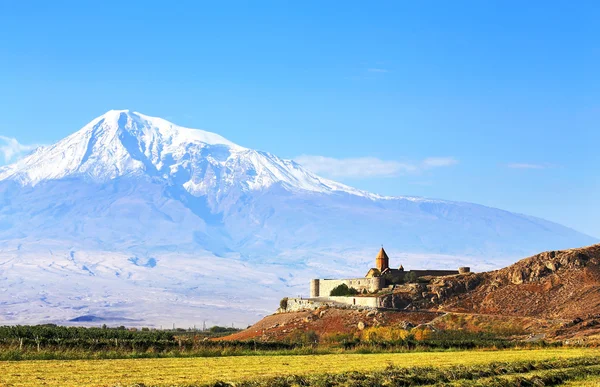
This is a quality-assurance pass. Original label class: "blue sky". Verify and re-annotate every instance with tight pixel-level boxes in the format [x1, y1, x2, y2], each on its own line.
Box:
[0, 1, 598, 238]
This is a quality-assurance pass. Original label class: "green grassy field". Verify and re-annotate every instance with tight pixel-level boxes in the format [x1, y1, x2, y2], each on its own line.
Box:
[1, 348, 599, 387]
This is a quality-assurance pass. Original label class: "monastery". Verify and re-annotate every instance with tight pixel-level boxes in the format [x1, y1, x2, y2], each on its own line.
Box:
[282, 247, 470, 312]
[310, 247, 469, 297]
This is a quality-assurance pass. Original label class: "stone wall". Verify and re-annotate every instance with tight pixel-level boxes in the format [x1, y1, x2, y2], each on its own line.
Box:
[408, 269, 459, 278]
[311, 277, 385, 297]
[284, 297, 327, 312]
[329, 296, 380, 308]
[282, 296, 380, 312]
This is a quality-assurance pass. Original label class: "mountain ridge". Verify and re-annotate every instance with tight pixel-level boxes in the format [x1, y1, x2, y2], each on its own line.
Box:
[0, 110, 595, 326]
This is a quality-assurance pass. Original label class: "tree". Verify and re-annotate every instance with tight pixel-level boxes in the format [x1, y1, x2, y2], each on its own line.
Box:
[405, 272, 418, 283]
[279, 297, 288, 310]
[330, 283, 359, 296]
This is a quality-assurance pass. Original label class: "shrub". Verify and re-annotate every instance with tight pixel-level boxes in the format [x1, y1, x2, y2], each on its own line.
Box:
[209, 326, 236, 333]
[330, 284, 359, 296]
[384, 272, 405, 285]
[285, 330, 319, 346]
[404, 272, 418, 283]
[361, 327, 411, 343]
[413, 327, 434, 341]
[321, 332, 357, 345]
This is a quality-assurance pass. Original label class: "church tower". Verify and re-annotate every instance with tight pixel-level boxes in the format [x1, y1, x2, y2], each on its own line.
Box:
[375, 247, 389, 272]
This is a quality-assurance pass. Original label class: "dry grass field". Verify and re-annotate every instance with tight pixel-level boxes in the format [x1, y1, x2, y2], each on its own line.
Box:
[1, 348, 599, 387]
[564, 377, 600, 386]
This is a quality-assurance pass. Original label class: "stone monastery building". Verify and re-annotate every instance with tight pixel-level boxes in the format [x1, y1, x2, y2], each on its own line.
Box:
[310, 247, 469, 298]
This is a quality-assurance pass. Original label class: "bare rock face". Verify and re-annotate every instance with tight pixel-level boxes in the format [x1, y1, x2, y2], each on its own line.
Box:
[428, 273, 483, 301]
[380, 293, 413, 309]
[432, 244, 600, 320]
[511, 270, 525, 285]
[496, 250, 593, 286]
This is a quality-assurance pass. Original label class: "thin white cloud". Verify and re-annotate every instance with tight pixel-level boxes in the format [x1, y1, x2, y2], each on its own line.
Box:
[294, 155, 458, 179]
[367, 68, 389, 73]
[507, 163, 546, 169]
[0, 136, 42, 164]
[422, 157, 459, 168]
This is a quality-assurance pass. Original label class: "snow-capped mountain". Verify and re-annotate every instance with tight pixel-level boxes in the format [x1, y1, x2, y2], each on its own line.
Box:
[0, 110, 373, 198]
[0, 110, 596, 326]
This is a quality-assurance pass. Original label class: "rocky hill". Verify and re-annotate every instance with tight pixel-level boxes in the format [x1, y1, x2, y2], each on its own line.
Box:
[225, 244, 600, 341]
[342, 244, 600, 321]
[431, 243, 600, 320]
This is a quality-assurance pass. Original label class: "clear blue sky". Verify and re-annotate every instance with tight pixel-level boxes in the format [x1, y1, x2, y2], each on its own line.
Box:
[0, 1, 598, 238]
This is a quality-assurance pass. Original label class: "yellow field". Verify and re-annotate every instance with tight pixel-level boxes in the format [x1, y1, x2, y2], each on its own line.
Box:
[1, 348, 598, 387]
[565, 377, 600, 386]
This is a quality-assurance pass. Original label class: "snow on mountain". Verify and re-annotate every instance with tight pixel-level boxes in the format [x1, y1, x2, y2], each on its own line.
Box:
[0, 110, 596, 326]
[0, 110, 378, 199]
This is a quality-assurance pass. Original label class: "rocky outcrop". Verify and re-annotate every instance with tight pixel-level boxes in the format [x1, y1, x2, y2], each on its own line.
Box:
[493, 249, 595, 285]
[434, 244, 600, 319]
[429, 273, 484, 300]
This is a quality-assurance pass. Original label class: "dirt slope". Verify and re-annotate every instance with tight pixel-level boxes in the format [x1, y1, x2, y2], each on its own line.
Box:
[220, 308, 440, 341]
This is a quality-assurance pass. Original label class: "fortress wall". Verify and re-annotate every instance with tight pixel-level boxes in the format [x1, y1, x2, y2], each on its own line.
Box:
[314, 277, 384, 297]
[409, 269, 459, 277]
[328, 296, 380, 308]
[282, 296, 380, 312]
[284, 297, 324, 312]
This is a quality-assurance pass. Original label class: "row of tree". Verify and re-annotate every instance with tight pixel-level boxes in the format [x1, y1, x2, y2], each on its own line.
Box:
[0, 325, 175, 341]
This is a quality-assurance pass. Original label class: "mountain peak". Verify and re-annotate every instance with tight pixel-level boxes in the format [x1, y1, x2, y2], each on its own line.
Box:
[91, 109, 134, 127]
[0, 111, 381, 199]
[0, 110, 245, 186]
[88, 110, 243, 149]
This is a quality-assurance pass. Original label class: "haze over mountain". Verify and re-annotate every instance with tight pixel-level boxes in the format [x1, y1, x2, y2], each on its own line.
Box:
[0, 110, 595, 326]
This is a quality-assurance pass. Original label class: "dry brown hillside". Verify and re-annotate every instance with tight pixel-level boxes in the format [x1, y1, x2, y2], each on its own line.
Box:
[434, 244, 600, 320]
[220, 308, 440, 342]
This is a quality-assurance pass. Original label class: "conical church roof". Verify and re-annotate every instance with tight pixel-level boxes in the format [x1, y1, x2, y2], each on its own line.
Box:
[376, 247, 389, 260]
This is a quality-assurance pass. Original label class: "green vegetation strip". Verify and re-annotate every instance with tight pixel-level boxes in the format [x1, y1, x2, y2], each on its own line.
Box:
[443, 365, 600, 386]
[201, 358, 600, 387]
[0, 324, 566, 361]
